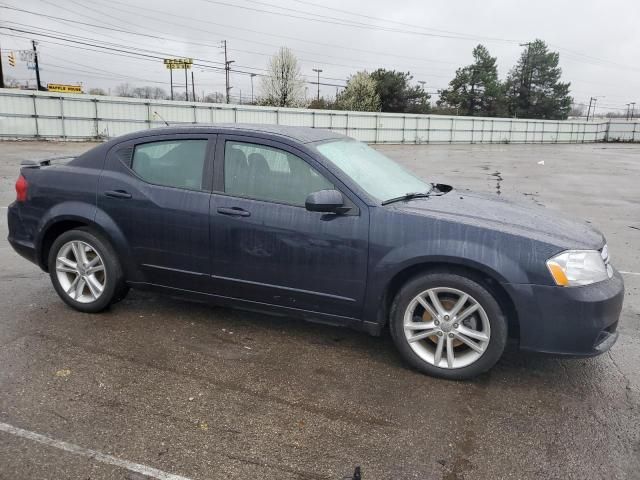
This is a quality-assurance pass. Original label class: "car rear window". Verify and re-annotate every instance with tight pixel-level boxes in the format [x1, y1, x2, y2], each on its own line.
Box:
[132, 139, 207, 190]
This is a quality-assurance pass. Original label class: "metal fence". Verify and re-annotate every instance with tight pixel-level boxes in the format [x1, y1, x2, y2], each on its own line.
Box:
[0, 88, 637, 143]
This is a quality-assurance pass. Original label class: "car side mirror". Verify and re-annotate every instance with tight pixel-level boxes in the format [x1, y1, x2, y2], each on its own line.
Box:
[305, 189, 348, 214]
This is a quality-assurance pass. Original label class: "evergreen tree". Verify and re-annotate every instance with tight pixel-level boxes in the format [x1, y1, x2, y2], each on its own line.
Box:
[437, 44, 504, 116]
[370, 69, 430, 113]
[504, 39, 572, 119]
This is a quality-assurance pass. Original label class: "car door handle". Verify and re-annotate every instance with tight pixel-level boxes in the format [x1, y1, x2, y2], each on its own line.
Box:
[217, 207, 251, 217]
[104, 189, 132, 199]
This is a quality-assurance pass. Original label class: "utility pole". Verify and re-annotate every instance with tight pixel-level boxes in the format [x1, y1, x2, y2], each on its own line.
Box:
[626, 103, 631, 121]
[223, 40, 228, 103]
[591, 98, 598, 120]
[170, 68, 174, 100]
[0, 40, 5, 88]
[312, 68, 322, 101]
[250, 73, 256, 104]
[32, 40, 45, 91]
[586, 97, 594, 121]
[184, 66, 189, 101]
[191, 71, 196, 101]
[226, 60, 234, 103]
[631, 102, 636, 121]
[222, 40, 234, 104]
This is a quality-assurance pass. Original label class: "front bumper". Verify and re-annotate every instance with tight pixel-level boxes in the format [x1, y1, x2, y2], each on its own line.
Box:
[505, 270, 624, 357]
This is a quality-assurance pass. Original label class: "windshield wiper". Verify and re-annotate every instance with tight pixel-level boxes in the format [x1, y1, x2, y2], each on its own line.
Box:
[381, 192, 433, 205]
[382, 182, 446, 205]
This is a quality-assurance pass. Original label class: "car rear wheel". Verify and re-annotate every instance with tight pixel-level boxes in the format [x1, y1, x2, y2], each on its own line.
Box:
[48, 228, 125, 313]
[390, 271, 507, 379]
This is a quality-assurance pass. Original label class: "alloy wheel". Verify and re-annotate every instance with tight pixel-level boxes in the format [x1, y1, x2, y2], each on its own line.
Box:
[403, 287, 491, 369]
[55, 240, 107, 303]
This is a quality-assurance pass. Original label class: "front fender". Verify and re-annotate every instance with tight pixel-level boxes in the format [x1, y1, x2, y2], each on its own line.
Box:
[362, 239, 530, 325]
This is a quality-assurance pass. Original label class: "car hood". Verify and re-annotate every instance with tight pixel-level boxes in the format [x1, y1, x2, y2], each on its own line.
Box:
[392, 188, 605, 250]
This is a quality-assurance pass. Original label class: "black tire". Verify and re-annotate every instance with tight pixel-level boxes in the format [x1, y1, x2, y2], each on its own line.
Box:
[48, 228, 125, 313]
[389, 271, 507, 380]
[112, 285, 130, 304]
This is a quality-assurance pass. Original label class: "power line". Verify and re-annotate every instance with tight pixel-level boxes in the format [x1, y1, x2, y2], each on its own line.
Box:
[0, 1, 457, 81]
[199, 0, 640, 74]
[287, 0, 520, 44]
[42, 53, 172, 85]
[1, 27, 623, 103]
[0, 5, 231, 54]
[2, 2, 634, 101]
[5, 0, 638, 80]
[38, 0, 125, 31]
[0, 1, 487, 95]
[0, 27, 348, 88]
[286, 0, 640, 73]
[249, 0, 520, 45]
[0, 8, 361, 85]
[1, 21, 259, 73]
[199, 0, 517, 43]
[101, 0, 460, 66]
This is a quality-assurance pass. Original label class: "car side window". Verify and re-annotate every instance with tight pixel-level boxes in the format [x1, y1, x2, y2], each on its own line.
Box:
[131, 139, 207, 190]
[224, 141, 334, 206]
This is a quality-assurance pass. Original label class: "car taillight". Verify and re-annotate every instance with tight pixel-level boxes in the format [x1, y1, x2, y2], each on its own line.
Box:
[15, 175, 28, 202]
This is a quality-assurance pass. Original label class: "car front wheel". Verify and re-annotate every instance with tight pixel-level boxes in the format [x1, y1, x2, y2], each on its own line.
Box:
[48, 228, 125, 313]
[390, 271, 507, 380]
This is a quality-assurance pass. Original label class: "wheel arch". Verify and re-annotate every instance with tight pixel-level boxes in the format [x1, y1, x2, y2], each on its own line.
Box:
[39, 218, 91, 270]
[378, 261, 520, 342]
[37, 208, 140, 281]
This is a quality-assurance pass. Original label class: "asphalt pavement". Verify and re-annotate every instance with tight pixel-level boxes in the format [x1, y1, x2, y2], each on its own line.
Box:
[0, 140, 638, 479]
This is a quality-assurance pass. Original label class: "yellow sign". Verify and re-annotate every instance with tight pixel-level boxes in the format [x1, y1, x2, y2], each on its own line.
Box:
[47, 84, 83, 94]
[8, 51, 16, 67]
[164, 58, 193, 70]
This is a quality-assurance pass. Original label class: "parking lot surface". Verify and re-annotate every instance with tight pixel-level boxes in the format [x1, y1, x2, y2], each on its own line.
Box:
[0, 141, 638, 480]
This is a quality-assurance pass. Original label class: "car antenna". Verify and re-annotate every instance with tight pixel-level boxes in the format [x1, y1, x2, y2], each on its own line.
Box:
[153, 111, 170, 126]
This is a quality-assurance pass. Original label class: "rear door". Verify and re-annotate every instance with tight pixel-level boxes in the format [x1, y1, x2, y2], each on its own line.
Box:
[208, 134, 369, 319]
[98, 133, 214, 292]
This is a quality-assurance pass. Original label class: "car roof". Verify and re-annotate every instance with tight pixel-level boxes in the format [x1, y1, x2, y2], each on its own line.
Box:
[114, 124, 348, 144]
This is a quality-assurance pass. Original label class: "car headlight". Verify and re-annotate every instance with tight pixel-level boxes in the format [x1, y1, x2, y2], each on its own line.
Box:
[546, 248, 612, 287]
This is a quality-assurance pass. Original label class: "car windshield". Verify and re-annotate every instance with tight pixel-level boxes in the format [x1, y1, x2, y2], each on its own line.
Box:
[315, 139, 431, 202]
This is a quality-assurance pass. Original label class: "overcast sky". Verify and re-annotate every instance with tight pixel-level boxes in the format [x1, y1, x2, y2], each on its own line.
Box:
[1, 0, 638, 113]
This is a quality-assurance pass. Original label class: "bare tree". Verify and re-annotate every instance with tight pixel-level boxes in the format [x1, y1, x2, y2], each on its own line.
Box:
[3, 76, 22, 88]
[259, 47, 305, 107]
[568, 103, 585, 118]
[203, 92, 224, 103]
[88, 88, 107, 96]
[131, 86, 168, 99]
[114, 83, 134, 97]
[335, 71, 380, 112]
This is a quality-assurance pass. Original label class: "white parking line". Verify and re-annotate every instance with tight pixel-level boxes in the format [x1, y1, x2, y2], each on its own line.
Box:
[0, 421, 193, 480]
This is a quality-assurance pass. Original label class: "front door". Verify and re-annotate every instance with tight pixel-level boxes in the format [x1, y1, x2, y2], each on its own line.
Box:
[208, 135, 369, 320]
[98, 133, 214, 292]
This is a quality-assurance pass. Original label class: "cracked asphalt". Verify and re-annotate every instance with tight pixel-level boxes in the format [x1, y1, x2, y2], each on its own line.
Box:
[0, 141, 638, 480]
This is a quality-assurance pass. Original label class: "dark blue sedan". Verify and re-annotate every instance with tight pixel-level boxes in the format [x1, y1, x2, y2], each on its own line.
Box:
[7, 124, 624, 379]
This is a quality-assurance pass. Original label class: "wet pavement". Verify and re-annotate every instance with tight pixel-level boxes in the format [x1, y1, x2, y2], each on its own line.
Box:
[0, 141, 638, 480]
